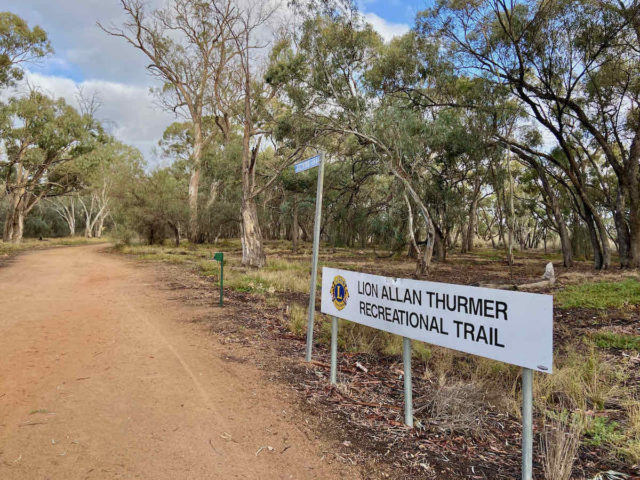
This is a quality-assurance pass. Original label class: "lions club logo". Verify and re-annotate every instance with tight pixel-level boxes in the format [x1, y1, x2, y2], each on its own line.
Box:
[331, 275, 349, 310]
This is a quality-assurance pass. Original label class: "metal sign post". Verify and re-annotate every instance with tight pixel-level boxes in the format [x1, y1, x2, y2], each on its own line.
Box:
[213, 252, 224, 307]
[522, 368, 533, 480]
[403, 337, 413, 427]
[295, 153, 325, 363]
[330, 316, 338, 384]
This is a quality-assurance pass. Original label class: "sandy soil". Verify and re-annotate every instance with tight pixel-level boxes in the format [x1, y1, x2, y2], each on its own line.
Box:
[0, 245, 359, 480]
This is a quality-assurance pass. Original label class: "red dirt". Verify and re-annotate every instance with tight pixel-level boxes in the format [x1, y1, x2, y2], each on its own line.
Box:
[0, 245, 361, 479]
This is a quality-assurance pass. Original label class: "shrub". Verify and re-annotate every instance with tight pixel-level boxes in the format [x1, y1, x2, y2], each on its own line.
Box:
[583, 417, 624, 447]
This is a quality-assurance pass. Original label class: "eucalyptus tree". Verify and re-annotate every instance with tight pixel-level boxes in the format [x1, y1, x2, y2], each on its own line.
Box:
[75, 140, 143, 238]
[504, 134, 575, 267]
[116, 166, 189, 246]
[223, 2, 277, 267]
[269, 17, 425, 273]
[270, 12, 513, 273]
[102, 0, 240, 242]
[420, 0, 640, 268]
[0, 91, 99, 243]
[51, 195, 77, 236]
[0, 12, 52, 87]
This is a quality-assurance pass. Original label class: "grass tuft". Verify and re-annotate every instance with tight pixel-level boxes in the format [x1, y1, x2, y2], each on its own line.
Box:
[541, 412, 583, 480]
[287, 304, 307, 336]
[592, 331, 640, 351]
[535, 344, 625, 411]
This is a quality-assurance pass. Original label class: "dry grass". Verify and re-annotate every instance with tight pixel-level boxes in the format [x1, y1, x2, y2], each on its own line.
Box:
[535, 344, 625, 411]
[415, 378, 485, 434]
[621, 402, 640, 464]
[287, 303, 307, 336]
[541, 413, 584, 480]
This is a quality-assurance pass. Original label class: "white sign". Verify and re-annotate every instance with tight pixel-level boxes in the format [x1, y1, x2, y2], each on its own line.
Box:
[294, 155, 321, 173]
[321, 268, 553, 373]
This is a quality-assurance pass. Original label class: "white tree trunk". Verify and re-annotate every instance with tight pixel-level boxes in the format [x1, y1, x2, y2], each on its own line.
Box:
[52, 197, 77, 236]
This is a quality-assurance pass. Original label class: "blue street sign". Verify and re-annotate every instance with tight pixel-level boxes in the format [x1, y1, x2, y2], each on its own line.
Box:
[294, 155, 321, 173]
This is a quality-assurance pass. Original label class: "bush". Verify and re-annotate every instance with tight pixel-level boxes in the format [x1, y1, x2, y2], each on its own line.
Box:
[583, 417, 623, 447]
[112, 225, 136, 246]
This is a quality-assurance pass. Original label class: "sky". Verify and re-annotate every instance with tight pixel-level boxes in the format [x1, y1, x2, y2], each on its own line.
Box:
[0, 0, 428, 165]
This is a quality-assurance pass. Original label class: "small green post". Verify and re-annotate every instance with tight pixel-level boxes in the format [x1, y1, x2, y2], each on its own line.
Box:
[213, 252, 224, 306]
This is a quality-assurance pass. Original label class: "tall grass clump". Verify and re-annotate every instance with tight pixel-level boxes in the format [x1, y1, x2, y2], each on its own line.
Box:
[541, 413, 584, 480]
[535, 344, 624, 411]
[288, 304, 307, 336]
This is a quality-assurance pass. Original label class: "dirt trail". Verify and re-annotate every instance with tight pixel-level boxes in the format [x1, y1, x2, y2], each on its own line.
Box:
[0, 245, 357, 480]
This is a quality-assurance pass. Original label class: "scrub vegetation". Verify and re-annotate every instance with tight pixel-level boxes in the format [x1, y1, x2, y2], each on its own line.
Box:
[2, 0, 640, 478]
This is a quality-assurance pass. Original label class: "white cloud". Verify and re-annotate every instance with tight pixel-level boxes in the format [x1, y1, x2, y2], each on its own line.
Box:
[0, 0, 162, 86]
[17, 71, 175, 166]
[362, 12, 410, 42]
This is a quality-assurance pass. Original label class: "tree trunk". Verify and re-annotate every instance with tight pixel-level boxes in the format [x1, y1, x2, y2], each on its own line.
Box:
[12, 210, 24, 243]
[169, 222, 180, 247]
[452, 226, 461, 250]
[583, 211, 603, 269]
[3, 208, 24, 244]
[3, 198, 16, 242]
[630, 200, 640, 268]
[506, 156, 515, 266]
[187, 166, 200, 243]
[241, 196, 265, 267]
[460, 226, 468, 254]
[292, 193, 298, 253]
[94, 214, 105, 238]
[238, 29, 266, 268]
[535, 164, 573, 267]
[466, 202, 477, 252]
[627, 147, 640, 267]
[466, 178, 481, 252]
[187, 118, 205, 243]
[3, 192, 26, 244]
[612, 187, 631, 267]
[557, 220, 572, 268]
[403, 190, 434, 276]
[433, 228, 445, 262]
[53, 198, 77, 237]
[591, 208, 611, 269]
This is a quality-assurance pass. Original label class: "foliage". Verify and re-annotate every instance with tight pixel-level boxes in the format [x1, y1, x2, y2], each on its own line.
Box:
[0, 12, 52, 86]
[583, 417, 624, 448]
